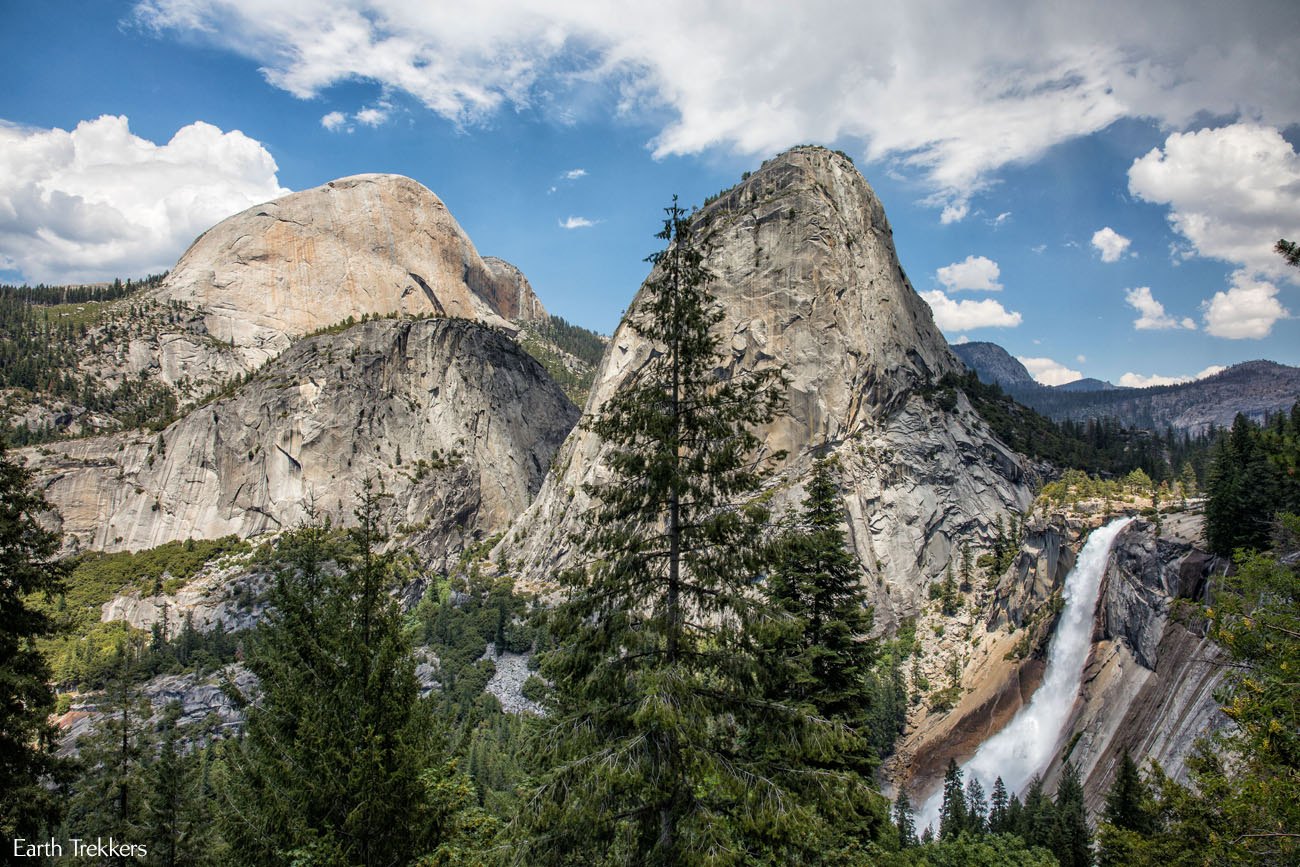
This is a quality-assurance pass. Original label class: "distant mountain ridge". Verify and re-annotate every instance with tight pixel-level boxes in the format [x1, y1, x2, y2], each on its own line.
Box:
[954, 341, 1299, 432]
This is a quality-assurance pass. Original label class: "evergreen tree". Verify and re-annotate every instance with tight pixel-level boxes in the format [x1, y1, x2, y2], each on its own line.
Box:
[894, 789, 916, 849]
[521, 200, 830, 865]
[64, 637, 154, 859]
[1102, 750, 1151, 835]
[762, 458, 884, 760]
[939, 759, 969, 841]
[1018, 776, 1057, 851]
[1054, 762, 1091, 867]
[0, 441, 70, 841]
[1277, 238, 1300, 267]
[988, 776, 1010, 834]
[221, 488, 486, 866]
[965, 776, 989, 836]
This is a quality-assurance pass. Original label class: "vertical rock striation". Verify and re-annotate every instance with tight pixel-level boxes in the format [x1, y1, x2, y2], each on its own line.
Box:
[502, 146, 1033, 626]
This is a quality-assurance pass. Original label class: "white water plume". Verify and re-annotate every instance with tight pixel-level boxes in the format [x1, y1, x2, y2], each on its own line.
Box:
[916, 516, 1134, 832]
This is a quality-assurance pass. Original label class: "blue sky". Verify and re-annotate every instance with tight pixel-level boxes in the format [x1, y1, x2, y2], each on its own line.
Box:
[2, 1, 1298, 388]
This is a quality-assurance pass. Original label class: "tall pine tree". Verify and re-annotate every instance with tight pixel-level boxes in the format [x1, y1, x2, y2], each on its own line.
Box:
[0, 441, 70, 841]
[521, 199, 829, 865]
[220, 488, 485, 866]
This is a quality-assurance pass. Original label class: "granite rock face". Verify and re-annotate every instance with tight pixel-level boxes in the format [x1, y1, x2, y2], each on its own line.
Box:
[1045, 518, 1229, 810]
[501, 146, 1033, 626]
[88, 174, 550, 402]
[25, 318, 578, 568]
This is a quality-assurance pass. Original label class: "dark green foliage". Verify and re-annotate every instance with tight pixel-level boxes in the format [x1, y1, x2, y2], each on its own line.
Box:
[220, 489, 489, 866]
[521, 199, 837, 865]
[1017, 776, 1058, 852]
[63, 637, 154, 856]
[894, 790, 916, 849]
[1054, 762, 1091, 867]
[988, 777, 1010, 834]
[1205, 409, 1300, 555]
[537, 315, 606, 367]
[933, 370, 1217, 481]
[939, 759, 969, 840]
[0, 441, 71, 842]
[1277, 238, 1300, 267]
[37, 535, 250, 687]
[965, 776, 988, 836]
[1103, 750, 1153, 835]
[0, 275, 173, 444]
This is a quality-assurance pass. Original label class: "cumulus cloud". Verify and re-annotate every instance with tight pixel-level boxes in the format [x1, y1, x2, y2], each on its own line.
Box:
[1124, 286, 1195, 330]
[320, 110, 348, 131]
[563, 168, 587, 180]
[1017, 356, 1082, 386]
[921, 290, 1022, 331]
[1128, 123, 1300, 276]
[1201, 271, 1290, 338]
[0, 115, 289, 283]
[132, 1, 1300, 219]
[937, 254, 1002, 291]
[1118, 365, 1226, 388]
[560, 215, 596, 229]
[1091, 226, 1131, 262]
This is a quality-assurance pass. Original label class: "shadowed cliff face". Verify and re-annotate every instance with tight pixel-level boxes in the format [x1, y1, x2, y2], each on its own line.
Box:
[500, 146, 1033, 626]
[24, 318, 578, 569]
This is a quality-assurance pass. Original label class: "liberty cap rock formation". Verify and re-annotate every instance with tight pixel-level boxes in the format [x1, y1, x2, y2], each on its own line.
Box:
[500, 146, 1034, 628]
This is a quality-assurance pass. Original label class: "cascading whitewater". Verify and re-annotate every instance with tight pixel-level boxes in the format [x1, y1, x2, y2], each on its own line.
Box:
[917, 516, 1134, 831]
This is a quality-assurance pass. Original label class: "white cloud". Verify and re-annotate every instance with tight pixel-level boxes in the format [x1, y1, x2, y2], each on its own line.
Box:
[354, 103, 391, 126]
[939, 203, 969, 224]
[953, 334, 969, 344]
[991, 211, 1011, 227]
[1076, 354, 1087, 363]
[1201, 270, 1291, 338]
[1091, 226, 1131, 262]
[1118, 365, 1226, 388]
[936, 255, 1002, 292]
[1124, 286, 1195, 330]
[921, 290, 1021, 330]
[1128, 123, 1300, 276]
[0, 115, 289, 283]
[1018, 356, 1083, 386]
[132, 1, 1300, 218]
[560, 215, 596, 229]
[563, 168, 587, 180]
[320, 110, 348, 131]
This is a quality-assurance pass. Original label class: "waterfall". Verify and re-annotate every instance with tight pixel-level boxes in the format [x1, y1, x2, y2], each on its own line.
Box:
[916, 516, 1134, 832]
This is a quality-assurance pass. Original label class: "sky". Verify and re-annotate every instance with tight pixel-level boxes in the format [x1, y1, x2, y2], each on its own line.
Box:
[1, 1, 1298, 388]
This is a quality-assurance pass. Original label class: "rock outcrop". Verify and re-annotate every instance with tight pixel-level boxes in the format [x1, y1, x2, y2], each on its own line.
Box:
[501, 146, 1033, 626]
[83, 174, 550, 402]
[25, 318, 578, 567]
[1043, 517, 1229, 810]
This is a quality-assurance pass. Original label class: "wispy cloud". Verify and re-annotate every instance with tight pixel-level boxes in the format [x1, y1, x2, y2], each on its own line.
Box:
[560, 215, 596, 229]
[134, 1, 1300, 221]
[563, 168, 587, 180]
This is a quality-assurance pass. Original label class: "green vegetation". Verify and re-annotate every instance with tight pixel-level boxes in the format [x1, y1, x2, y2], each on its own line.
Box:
[514, 314, 606, 405]
[928, 371, 1215, 483]
[0, 441, 70, 844]
[0, 274, 176, 445]
[520, 198, 843, 864]
[1204, 408, 1300, 555]
[36, 535, 251, 687]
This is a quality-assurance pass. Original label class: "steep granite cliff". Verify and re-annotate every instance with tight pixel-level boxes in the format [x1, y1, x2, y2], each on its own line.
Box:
[25, 318, 578, 567]
[501, 146, 1034, 627]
